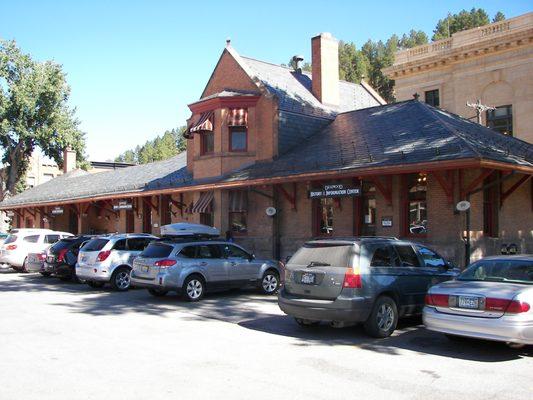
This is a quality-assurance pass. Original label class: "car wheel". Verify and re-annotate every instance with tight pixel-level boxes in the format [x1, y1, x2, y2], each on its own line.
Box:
[364, 296, 398, 338]
[182, 275, 205, 302]
[148, 288, 168, 297]
[294, 318, 320, 327]
[260, 270, 280, 294]
[22, 258, 29, 273]
[87, 281, 105, 289]
[111, 267, 131, 291]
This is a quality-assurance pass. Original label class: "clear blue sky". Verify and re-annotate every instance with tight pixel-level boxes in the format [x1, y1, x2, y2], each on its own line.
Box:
[1, 0, 531, 161]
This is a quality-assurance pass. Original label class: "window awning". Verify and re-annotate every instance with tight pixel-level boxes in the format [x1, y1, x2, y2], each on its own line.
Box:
[229, 190, 248, 212]
[185, 111, 214, 138]
[191, 191, 214, 214]
[227, 108, 248, 127]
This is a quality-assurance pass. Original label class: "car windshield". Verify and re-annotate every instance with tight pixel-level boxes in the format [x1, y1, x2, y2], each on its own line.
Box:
[289, 243, 355, 268]
[140, 243, 174, 258]
[458, 259, 533, 284]
[82, 239, 109, 252]
[4, 235, 18, 244]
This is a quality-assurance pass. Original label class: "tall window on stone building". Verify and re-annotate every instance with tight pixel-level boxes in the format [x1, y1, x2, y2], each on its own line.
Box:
[424, 89, 440, 107]
[405, 173, 427, 235]
[487, 105, 513, 136]
[314, 198, 334, 236]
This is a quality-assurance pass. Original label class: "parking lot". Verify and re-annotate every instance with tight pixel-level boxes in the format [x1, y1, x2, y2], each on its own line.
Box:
[0, 271, 531, 400]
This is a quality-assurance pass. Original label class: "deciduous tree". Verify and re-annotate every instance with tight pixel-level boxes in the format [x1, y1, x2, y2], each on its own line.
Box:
[0, 39, 87, 197]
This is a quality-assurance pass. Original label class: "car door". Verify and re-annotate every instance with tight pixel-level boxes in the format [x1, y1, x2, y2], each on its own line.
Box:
[392, 243, 429, 314]
[366, 243, 402, 298]
[195, 244, 229, 289]
[222, 244, 256, 287]
[415, 245, 456, 287]
[111, 239, 130, 265]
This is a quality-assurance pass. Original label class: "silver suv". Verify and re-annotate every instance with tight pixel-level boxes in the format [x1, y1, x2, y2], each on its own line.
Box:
[76, 233, 157, 291]
[131, 239, 281, 301]
[278, 237, 458, 338]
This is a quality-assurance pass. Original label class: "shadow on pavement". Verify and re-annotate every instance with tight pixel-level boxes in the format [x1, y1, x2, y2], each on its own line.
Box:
[3, 273, 531, 362]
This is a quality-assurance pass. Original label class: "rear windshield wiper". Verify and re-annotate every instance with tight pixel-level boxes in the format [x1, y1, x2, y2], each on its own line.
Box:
[307, 261, 331, 267]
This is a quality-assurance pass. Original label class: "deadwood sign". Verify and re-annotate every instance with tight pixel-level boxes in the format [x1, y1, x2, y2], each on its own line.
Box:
[308, 184, 361, 199]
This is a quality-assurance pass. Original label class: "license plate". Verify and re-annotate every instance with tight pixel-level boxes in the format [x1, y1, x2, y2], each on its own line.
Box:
[301, 272, 316, 285]
[142, 266, 149, 272]
[458, 296, 479, 309]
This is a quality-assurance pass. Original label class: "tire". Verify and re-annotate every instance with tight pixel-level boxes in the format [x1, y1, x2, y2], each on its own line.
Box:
[40, 272, 52, 277]
[294, 318, 320, 327]
[364, 296, 398, 338]
[87, 281, 105, 289]
[110, 267, 131, 291]
[148, 288, 168, 297]
[260, 270, 280, 294]
[182, 275, 205, 302]
[21, 258, 29, 273]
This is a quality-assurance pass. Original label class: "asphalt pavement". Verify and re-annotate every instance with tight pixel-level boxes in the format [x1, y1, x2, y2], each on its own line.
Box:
[0, 271, 531, 400]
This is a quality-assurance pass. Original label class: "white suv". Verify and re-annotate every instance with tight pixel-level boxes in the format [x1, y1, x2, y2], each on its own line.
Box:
[76, 233, 157, 291]
[0, 229, 73, 271]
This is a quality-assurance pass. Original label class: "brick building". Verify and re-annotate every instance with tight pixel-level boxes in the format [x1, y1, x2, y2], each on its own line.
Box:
[384, 12, 533, 143]
[1, 33, 532, 266]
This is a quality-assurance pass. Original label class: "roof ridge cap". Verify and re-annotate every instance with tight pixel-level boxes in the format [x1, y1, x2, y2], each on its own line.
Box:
[420, 102, 483, 159]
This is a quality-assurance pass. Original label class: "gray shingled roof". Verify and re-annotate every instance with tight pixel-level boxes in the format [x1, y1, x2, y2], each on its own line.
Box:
[240, 56, 382, 119]
[1, 153, 191, 207]
[222, 100, 533, 182]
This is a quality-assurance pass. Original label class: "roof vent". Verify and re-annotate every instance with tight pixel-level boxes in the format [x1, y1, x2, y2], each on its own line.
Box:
[292, 55, 304, 74]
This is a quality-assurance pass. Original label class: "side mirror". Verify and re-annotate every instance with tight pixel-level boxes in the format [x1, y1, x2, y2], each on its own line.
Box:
[249, 253, 255, 261]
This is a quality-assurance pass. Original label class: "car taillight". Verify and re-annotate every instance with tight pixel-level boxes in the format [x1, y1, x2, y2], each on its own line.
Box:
[57, 249, 68, 262]
[342, 267, 362, 289]
[96, 250, 111, 262]
[6, 244, 17, 250]
[426, 293, 449, 307]
[485, 298, 530, 314]
[154, 259, 176, 268]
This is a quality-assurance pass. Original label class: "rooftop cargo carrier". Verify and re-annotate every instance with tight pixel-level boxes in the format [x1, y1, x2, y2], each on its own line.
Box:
[160, 223, 220, 238]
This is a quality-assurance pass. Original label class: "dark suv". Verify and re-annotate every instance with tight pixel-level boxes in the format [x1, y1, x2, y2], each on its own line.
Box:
[44, 235, 94, 281]
[278, 237, 459, 338]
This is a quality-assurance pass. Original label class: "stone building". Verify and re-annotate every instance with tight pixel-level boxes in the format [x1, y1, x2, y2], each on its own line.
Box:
[383, 12, 533, 143]
[1, 33, 532, 266]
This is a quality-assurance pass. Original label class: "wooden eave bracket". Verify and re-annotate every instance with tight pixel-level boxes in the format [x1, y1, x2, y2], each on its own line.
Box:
[461, 169, 495, 199]
[500, 175, 532, 207]
[370, 176, 392, 206]
[431, 171, 454, 204]
[277, 183, 297, 211]
[142, 196, 159, 215]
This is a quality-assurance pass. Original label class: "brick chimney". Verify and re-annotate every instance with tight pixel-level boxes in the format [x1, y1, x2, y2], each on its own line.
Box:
[63, 147, 77, 173]
[311, 32, 339, 107]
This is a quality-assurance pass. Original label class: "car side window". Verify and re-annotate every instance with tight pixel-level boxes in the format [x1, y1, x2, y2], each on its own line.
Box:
[416, 245, 446, 268]
[394, 245, 421, 267]
[113, 239, 127, 251]
[127, 238, 149, 251]
[223, 245, 249, 259]
[23, 235, 40, 243]
[179, 246, 197, 258]
[197, 245, 221, 259]
[44, 235, 60, 244]
[370, 245, 393, 267]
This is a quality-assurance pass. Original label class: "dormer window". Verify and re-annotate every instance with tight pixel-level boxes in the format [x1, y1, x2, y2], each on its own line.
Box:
[228, 108, 248, 152]
[185, 111, 215, 156]
[201, 131, 214, 155]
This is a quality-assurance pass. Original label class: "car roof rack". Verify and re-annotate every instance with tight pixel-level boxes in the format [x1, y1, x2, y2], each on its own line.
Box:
[309, 236, 399, 242]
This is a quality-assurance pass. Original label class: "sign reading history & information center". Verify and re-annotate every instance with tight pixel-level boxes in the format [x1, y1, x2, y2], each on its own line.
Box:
[308, 184, 361, 199]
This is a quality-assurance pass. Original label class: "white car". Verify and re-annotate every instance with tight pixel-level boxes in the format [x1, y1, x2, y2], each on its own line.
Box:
[0, 229, 73, 271]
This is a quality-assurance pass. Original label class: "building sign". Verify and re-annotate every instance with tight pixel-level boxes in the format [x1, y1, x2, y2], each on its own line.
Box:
[381, 216, 393, 227]
[308, 184, 361, 199]
[51, 207, 64, 215]
[113, 201, 133, 210]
